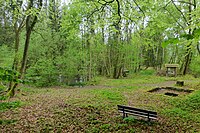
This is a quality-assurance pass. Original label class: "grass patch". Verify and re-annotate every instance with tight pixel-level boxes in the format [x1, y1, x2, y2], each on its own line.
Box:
[91, 89, 123, 101]
[177, 90, 200, 111]
[0, 101, 21, 112]
[0, 119, 17, 125]
[87, 88, 129, 106]
[123, 116, 136, 123]
[162, 90, 200, 123]
[163, 108, 190, 119]
[184, 80, 200, 90]
[163, 107, 200, 123]
[138, 69, 156, 76]
[20, 87, 53, 95]
[0, 95, 8, 100]
[99, 75, 166, 87]
[166, 90, 200, 112]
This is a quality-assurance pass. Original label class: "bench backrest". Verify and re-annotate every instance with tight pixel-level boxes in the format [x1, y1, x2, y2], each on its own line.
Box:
[117, 105, 157, 118]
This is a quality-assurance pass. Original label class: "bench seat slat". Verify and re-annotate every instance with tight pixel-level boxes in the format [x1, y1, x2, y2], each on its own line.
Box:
[119, 111, 157, 120]
[118, 110, 157, 119]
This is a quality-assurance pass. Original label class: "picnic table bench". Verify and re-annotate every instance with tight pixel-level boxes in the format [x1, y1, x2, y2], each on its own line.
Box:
[117, 105, 157, 121]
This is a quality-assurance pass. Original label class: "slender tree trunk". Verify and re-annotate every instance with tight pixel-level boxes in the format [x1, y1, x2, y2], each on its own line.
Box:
[182, 0, 195, 75]
[7, 0, 43, 97]
[20, 29, 32, 78]
[197, 44, 200, 55]
[7, 21, 23, 95]
[112, 22, 123, 79]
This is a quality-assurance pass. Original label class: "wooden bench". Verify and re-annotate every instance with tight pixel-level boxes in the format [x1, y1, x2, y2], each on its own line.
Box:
[117, 105, 157, 121]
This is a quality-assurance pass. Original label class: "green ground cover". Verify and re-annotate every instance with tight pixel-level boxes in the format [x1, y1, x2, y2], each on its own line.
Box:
[0, 74, 200, 132]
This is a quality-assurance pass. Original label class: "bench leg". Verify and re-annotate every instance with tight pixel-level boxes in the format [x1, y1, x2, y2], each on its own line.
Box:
[122, 108, 124, 118]
[122, 113, 128, 118]
[126, 113, 128, 117]
[122, 108, 125, 118]
[148, 113, 150, 122]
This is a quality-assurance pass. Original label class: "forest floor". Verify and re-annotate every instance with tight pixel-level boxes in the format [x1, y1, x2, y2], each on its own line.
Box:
[1, 75, 200, 132]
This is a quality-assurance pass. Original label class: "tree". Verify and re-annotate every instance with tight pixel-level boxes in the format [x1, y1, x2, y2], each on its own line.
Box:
[7, 0, 43, 97]
[161, 0, 199, 74]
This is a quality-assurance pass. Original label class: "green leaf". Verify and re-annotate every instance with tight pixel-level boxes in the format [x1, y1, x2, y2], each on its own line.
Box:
[162, 38, 179, 48]
[180, 34, 193, 40]
[193, 28, 200, 38]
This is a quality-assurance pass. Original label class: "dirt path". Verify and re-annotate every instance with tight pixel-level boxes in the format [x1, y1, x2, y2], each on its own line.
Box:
[137, 80, 176, 87]
[78, 81, 177, 90]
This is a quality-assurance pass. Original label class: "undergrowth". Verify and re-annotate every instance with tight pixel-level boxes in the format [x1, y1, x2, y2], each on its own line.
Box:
[163, 90, 200, 123]
[0, 101, 21, 112]
[1, 74, 200, 132]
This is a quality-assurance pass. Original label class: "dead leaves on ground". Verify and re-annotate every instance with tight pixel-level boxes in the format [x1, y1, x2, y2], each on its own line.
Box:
[0, 85, 200, 132]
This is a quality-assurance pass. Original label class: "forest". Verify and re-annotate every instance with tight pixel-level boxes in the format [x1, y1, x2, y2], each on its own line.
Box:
[0, 0, 200, 132]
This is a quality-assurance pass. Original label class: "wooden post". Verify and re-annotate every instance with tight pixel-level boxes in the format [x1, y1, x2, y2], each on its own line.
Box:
[176, 81, 184, 86]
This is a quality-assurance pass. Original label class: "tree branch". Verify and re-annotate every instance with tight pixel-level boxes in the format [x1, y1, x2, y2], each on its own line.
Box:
[132, 0, 145, 17]
[115, 0, 121, 24]
[18, 16, 26, 30]
[171, 0, 189, 25]
[87, 0, 121, 25]
[157, 0, 171, 12]
[33, 30, 47, 41]
[176, 0, 196, 6]
[164, 8, 186, 32]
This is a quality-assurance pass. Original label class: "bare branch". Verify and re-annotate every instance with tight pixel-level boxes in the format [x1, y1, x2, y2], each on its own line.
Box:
[101, 0, 115, 4]
[176, 0, 196, 6]
[164, 8, 186, 32]
[157, 0, 171, 12]
[171, 0, 189, 25]
[19, 16, 26, 30]
[132, 0, 145, 17]
[86, 0, 110, 19]
[115, 0, 121, 24]
[87, 0, 121, 25]
[122, 13, 138, 24]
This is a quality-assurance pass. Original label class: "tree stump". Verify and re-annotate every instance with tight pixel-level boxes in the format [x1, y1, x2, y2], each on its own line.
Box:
[176, 81, 184, 86]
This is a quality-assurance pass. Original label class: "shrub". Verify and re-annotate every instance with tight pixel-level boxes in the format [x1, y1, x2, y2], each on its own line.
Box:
[190, 56, 200, 77]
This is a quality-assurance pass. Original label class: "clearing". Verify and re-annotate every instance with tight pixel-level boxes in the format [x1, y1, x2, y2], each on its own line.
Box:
[1, 75, 200, 132]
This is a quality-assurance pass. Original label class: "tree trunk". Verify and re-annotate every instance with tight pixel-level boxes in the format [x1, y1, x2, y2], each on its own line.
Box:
[183, 50, 192, 75]
[20, 28, 32, 78]
[7, 19, 24, 95]
[7, 0, 43, 97]
[182, 0, 195, 75]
